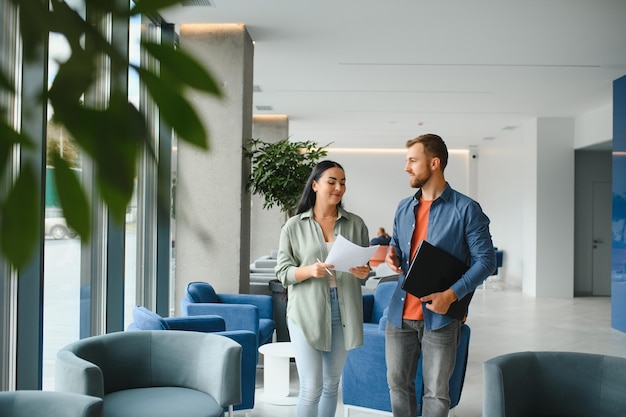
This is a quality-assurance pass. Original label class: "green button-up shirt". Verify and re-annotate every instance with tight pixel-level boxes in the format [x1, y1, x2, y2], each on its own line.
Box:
[275, 207, 370, 351]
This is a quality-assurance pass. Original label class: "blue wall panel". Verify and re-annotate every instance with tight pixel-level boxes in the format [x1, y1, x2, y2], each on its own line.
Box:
[612, 75, 626, 332]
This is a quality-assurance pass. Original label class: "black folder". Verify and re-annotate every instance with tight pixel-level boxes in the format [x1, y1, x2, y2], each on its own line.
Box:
[401, 240, 472, 320]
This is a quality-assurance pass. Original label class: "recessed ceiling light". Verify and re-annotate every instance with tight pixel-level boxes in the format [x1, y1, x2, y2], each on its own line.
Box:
[482, 136, 496, 141]
[255, 105, 273, 111]
[502, 126, 517, 130]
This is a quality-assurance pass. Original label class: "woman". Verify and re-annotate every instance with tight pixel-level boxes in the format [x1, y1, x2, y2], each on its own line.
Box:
[275, 160, 371, 417]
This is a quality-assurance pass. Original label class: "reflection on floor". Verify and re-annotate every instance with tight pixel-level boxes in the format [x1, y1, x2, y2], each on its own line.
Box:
[251, 281, 626, 417]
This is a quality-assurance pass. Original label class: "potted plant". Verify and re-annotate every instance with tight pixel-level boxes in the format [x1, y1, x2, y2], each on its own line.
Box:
[244, 138, 329, 219]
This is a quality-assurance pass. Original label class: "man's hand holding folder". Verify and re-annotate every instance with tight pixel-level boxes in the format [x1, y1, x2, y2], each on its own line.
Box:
[420, 288, 459, 315]
[387, 245, 462, 316]
[394, 240, 471, 320]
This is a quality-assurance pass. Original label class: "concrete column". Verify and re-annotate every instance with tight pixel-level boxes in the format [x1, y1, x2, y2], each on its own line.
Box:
[175, 24, 253, 308]
[522, 118, 575, 297]
[250, 115, 288, 262]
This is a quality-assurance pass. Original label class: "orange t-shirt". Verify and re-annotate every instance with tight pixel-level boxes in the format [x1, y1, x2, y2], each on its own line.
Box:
[402, 198, 432, 320]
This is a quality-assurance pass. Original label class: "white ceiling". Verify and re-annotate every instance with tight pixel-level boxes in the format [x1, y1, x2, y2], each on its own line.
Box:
[160, 0, 626, 150]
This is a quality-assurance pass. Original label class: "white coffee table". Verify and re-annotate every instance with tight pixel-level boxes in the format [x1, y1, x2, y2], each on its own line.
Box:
[258, 342, 298, 405]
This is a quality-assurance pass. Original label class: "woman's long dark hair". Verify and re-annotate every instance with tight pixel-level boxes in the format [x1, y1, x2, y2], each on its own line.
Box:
[296, 160, 344, 215]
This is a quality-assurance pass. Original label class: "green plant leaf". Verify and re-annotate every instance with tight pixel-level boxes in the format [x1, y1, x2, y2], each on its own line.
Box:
[1, 164, 39, 268]
[52, 152, 90, 240]
[0, 120, 34, 167]
[48, 0, 89, 49]
[50, 97, 146, 224]
[141, 41, 222, 96]
[137, 67, 208, 149]
[0, 69, 14, 93]
[48, 49, 95, 109]
[15, 0, 51, 61]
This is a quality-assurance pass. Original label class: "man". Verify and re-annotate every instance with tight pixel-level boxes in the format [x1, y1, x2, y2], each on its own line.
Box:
[384, 134, 496, 417]
[370, 227, 391, 245]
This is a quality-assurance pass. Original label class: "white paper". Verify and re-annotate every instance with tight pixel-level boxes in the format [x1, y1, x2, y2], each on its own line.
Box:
[324, 234, 379, 273]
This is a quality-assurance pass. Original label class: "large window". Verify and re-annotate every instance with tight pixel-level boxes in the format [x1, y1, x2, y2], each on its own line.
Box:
[1, 0, 175, 390]
[0, 0, 20, 391]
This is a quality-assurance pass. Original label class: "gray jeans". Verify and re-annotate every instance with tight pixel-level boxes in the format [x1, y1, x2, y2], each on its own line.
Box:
[385, 319, 461, 417]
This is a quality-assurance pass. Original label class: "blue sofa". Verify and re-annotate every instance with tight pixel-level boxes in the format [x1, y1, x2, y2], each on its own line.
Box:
[127, 306, 258, 415]
[342, 281, 471, 416]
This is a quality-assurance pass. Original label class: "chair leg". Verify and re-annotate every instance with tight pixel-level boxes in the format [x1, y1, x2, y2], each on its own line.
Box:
[227, 405, 234, 417]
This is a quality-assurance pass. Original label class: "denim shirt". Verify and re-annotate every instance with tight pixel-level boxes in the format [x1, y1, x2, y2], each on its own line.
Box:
[386, 183, 496, 331]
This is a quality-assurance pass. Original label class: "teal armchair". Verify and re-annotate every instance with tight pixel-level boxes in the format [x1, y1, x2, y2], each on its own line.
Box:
[127, 306, 257, 415]
[56, 330, 241, 417]
[483, 351, 626, 417]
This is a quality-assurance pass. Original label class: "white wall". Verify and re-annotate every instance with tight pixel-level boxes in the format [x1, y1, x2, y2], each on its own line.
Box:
[534, 118, 576, 298]
[575, 102, 613, 148]
[476, 130, 526, 288]
[477, 118, 576, 297]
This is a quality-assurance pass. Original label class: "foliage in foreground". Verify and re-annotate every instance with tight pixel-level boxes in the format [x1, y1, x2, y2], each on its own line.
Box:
[0, 0, 222, 267]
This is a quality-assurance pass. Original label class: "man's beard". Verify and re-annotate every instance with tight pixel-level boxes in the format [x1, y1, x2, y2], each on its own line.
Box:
[410, 171, 431, 189]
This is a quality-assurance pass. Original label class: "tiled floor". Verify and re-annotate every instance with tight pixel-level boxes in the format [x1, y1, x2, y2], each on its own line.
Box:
[251, 279, 626, 417]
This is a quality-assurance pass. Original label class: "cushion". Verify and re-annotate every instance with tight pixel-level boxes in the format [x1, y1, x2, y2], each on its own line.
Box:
[254, 259, 277, 269]
[104, 387, 223, 417]
[258, 318, 274, 345]
[187, 282, 220, 303]
[132, 306, 169, 330]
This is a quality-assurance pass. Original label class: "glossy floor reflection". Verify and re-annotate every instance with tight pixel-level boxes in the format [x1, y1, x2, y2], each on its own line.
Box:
[250, 280, 626, 417]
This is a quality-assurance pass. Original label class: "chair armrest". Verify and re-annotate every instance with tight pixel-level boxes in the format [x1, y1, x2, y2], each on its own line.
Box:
[55, 350, 104, 398]
[164, 315, 226, 332]
[218, 294, 273, 320]
[378, 309, 389, 331]
[196, 334, 242, 409]
[483, 352, 536, 417]
[185, 303, 260, 336]
[215, 330, 258, 410]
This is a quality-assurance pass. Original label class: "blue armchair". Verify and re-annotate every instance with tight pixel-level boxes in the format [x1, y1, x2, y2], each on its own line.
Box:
[362, 281, 396, 331]
[56, 330, 241, 417]
[342, 280, 471, 416]
[181, 281, 275, 348]
[127, 306, 257, 415]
